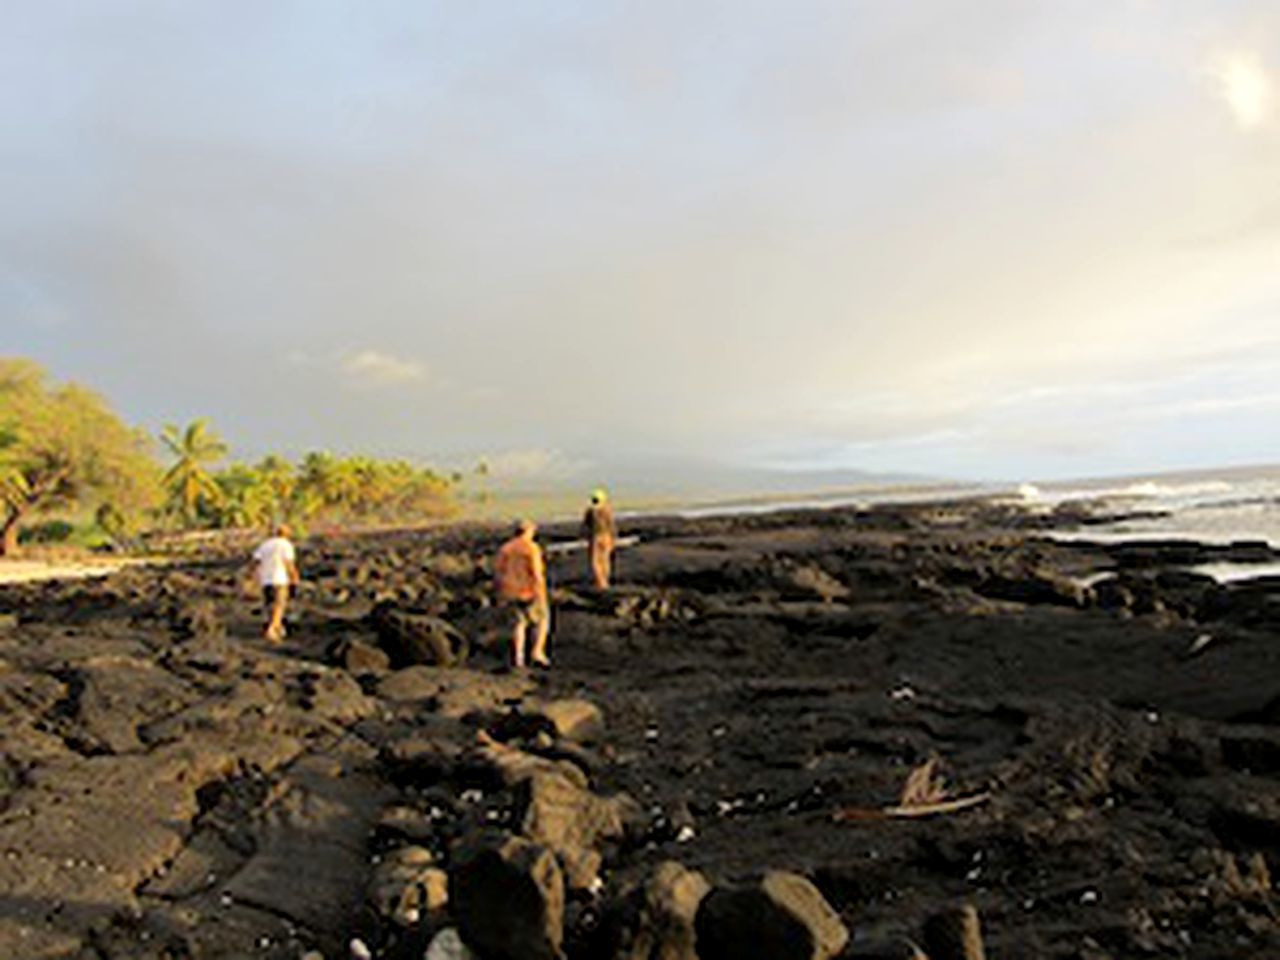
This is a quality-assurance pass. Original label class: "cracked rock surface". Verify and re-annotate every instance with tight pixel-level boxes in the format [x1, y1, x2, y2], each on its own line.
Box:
[2, 501, 1280, 957]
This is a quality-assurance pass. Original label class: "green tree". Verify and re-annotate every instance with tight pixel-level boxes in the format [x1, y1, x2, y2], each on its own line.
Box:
[254, 454, 297, 520]
[160, 419, 228, 527]
[0, 358, 160, 556]
[208, 463, 267, 528]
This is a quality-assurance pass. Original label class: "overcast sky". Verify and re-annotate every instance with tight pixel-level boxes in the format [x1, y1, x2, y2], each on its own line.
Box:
[4, 1, 1279, 484]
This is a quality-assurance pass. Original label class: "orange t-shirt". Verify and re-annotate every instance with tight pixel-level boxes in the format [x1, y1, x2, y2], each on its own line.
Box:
[495, 536, 545, 602]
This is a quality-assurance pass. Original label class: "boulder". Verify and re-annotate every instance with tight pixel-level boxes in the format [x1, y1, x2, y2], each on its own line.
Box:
[515, 770, 640, 889]
[381, 736, 462, 786]
[468, 736, 590, 791]
[922, 904, 986, 960]
[375, 804, 441, 845]
[450, 831, 565, 960]
[616, 860, 710, 960]
[377, 666, 534, 717]
[371, 603, 468, 668]
[532, 699, 606, 742]
[426, 928, 478, 960]
[328, 637, 392, 675]
[694, 871, 848, 960]
[368, 845, 449, 926]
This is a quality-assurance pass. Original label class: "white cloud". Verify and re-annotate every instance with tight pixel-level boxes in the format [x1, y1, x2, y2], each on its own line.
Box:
[340, 349, 426, 386]
[1204, 51, 1273, 129]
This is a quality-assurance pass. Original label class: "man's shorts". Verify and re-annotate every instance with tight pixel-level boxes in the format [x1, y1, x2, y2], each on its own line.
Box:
[262, 583, 289, 607]
[505, 596, 548, 629]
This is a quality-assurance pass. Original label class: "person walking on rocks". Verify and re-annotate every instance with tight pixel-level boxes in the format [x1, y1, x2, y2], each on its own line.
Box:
[251, 523, 300, 642]
[494, 519, 550, 668]
[582, 488, 618, 590]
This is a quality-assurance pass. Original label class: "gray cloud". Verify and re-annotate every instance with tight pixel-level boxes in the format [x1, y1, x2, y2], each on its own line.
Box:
[3, 1, 1280, 481]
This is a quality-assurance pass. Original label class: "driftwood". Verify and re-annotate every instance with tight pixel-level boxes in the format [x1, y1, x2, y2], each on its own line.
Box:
[833, 755, 990, 822]
[833, 792, 991, 823]
[544, 534, 640, 555]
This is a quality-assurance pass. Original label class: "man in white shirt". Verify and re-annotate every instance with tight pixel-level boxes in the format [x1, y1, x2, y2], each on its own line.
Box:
[251, 523, 300, 642]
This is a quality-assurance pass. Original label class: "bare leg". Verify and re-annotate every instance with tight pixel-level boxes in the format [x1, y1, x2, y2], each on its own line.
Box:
[530, 606, 551, 666]
[590, 539, 613, 589]
[510, 617, 527, 668]
[264, 586, 289, 641]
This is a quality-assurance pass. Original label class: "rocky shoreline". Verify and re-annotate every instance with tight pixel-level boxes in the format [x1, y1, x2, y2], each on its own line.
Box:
[3, 498, 1280, 958]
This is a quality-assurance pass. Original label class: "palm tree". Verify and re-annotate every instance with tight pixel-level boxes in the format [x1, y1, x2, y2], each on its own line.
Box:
[254, 454, 296, 519]
[160, 419, 228, 527]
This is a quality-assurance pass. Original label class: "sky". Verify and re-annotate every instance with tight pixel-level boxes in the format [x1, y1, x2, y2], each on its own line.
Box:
[3, 1, 1280, 487]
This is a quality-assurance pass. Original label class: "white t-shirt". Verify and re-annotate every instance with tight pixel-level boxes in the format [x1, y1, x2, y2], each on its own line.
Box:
[253, 537, 296, 587]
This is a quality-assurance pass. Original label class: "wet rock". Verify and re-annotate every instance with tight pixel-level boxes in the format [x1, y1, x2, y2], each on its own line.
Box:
[694, 871, 849, 960]
[450, 830, 565, 960]
[368, 845, 449, 926]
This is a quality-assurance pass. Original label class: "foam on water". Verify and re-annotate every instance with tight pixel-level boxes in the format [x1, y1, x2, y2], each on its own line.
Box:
[1036, 467, 1280, 581]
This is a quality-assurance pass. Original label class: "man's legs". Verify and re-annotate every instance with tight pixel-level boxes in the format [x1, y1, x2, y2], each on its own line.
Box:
[509, 607, 528, 668]
[590, 537, 613, 589]
[529, 599, 551, 666]
[264, 585, 289, 641]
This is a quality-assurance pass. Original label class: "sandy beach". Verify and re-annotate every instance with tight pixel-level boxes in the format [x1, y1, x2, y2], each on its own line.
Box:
[0, 556, 159, 585]
[2, 497, 1280, 958]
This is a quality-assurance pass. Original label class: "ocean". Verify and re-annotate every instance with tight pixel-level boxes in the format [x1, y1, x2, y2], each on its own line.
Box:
[1012, 464, 1280, 582]
[666, 463, 1280, 583]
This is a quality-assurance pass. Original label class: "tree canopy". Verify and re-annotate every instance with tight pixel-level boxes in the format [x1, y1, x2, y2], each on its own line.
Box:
[0, 358, 160, 555]
[0, 357, 462, 554]
[205, 451, 457, 529]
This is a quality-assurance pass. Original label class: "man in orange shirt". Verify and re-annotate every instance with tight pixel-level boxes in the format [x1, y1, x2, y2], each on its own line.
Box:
[493, 519, 550, 668]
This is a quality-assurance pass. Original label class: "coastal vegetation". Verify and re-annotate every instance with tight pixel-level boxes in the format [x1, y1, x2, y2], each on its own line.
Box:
[0, 357, 458, 555]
